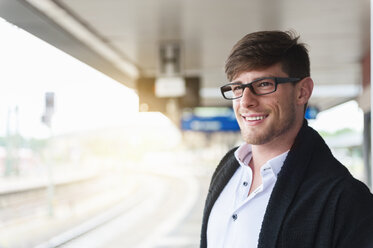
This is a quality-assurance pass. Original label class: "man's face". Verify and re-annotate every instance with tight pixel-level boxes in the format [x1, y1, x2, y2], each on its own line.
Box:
[232, 64, 300, 145]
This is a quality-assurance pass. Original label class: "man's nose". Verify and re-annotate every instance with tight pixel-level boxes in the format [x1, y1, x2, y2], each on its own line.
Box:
[239, 87, 259, 107]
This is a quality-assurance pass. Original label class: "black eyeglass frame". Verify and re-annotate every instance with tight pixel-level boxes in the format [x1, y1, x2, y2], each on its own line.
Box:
[220, 77, 301, 100]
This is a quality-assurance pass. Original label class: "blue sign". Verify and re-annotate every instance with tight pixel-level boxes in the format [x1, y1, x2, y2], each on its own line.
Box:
[181, 110, 240, 132]
[305, 106, 319, 119]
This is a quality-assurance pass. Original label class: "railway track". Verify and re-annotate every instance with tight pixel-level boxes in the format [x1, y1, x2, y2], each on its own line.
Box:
[0, 163, 205, 248]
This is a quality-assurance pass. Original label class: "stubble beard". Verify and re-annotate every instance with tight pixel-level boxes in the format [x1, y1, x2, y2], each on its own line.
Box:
[240, 103, 297, 145]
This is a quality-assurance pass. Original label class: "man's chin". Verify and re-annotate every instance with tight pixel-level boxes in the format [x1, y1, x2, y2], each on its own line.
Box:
[242, 133, 271, 145]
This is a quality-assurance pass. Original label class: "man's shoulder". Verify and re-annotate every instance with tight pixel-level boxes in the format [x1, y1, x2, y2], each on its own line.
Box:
[294, 124, 354, 181]
[337, 175, 373, 202]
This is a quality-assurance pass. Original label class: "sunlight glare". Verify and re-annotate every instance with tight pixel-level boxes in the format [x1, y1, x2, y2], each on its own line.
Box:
[0, 18, 139, 138]
[309, 100, 364, 133]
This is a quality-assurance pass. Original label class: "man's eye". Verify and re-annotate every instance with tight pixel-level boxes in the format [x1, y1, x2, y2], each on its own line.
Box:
[257, 81, 273, 87]
[232, 85, 242, 92]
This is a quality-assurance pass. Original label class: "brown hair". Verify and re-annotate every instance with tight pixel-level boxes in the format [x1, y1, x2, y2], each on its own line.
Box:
[225, 30, 310, 81]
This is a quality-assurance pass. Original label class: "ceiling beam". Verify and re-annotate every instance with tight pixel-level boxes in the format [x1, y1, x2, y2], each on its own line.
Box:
[0, 0, 138, 88]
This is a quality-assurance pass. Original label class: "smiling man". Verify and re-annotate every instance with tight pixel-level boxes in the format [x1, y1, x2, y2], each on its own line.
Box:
[200, 31, 373, 248]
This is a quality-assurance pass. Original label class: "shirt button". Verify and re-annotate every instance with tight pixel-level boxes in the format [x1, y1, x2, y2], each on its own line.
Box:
[232, 214, 238, 221]
[243, 181, 248, 186]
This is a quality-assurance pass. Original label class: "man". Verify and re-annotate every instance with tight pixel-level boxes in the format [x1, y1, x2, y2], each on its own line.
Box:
[200, 31, 373, 248]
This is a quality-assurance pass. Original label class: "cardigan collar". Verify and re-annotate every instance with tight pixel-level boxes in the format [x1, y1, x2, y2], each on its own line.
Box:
[257, 119, 320, 247]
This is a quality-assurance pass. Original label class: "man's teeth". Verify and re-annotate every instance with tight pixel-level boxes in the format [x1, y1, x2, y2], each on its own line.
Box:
[245, 116, 266, 121]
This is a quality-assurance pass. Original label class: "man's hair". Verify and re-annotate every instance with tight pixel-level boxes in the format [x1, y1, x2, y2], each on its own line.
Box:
[225, 30, 310, 81]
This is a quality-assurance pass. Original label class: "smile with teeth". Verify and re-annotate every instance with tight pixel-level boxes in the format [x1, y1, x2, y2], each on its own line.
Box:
[244, 115, 267, 121]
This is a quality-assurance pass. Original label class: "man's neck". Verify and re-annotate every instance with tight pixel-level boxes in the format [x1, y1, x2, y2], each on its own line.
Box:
[250, 144, 291, 171]
[250, 120, 303, 171]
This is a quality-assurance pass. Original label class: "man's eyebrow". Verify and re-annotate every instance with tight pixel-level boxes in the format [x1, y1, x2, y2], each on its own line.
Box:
[231, 80, 243, 84]
[232, 76, 275, 83]
[252, 75, 276, 80]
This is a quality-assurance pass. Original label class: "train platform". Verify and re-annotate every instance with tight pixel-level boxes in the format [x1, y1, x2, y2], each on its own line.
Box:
[0, 150, 218, 248]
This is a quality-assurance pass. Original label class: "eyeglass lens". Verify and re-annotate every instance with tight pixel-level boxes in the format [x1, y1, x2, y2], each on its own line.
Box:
[224, 78, 276, 99]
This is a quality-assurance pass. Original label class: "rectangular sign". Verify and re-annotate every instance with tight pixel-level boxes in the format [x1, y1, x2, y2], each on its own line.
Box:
[181, 110, 240, 132]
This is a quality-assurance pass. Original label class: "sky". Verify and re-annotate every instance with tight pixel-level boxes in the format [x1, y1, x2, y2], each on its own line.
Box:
[0, 18, 365, 139]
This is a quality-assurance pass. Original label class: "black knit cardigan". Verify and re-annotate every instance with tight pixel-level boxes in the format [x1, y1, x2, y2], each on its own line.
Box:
[200, 120, 373, 248]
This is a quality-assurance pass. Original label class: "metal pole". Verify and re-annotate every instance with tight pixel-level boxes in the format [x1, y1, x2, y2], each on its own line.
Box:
[364, 113, 371, 187]
[42, 92, 55, 217]
[370, 0, 373, 192]
[46, 126, 54, 217]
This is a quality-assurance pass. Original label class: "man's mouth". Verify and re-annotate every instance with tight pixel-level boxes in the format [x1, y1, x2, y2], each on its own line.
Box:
[242, 114, 269, 122]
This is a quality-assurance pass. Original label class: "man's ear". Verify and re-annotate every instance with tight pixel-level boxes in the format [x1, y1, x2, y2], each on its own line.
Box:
[296, 77, 314, 105]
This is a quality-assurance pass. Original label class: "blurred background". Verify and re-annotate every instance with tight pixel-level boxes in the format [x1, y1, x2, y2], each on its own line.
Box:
[0, 0, 370, 247]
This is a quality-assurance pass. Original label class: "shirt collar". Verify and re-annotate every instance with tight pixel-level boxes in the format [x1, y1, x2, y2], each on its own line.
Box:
[263, 151, 288, 177]
[234, 143, 252, 167]
[234, 143, 289, 177]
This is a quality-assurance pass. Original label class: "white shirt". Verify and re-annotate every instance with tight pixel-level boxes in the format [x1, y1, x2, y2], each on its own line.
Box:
[207, 143, 288, 248]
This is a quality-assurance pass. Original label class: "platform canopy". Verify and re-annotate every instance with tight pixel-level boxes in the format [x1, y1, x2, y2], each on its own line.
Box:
[0, 0, 369, 111]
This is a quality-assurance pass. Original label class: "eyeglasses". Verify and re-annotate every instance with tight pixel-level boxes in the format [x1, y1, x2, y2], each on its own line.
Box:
[220, 77, 301, 100]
